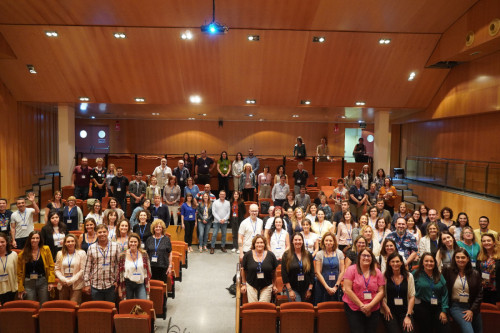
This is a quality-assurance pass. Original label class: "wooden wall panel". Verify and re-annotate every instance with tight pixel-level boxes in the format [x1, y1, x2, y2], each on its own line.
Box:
[0, 84, 58, 203]
[409, 184, 500, 232]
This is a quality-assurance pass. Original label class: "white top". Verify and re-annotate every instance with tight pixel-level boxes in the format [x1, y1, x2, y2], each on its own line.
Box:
[55, 250, 87, 290]
[152, 165, 172, 188]
[238, 217, 263, 252]
[212, 199, 231, 223]
[374, 228, 389, 245]
[11, 208, 35, 239]
[269, 230, 287, 259]
[0, 252, 18, 294]
[124, 252, 146, 284]
[337, 222, 354, 246]
[232, 160, 244, 177]
[311, 220, 334, 239]
[302, 232, 320, 254]
[86, 212, 103, 225]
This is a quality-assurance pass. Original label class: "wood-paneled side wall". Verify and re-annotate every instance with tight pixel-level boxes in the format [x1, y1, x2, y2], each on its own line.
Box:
[399, 112, 500, 163]
[0, 82, 59, 203]
[409, 184, 500, 232]
[77, 118, 373, 158]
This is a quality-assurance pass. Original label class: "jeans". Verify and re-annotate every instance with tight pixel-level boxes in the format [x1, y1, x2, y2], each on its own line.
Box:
[211, 222, 228, 248]
[449, 302, 482, 333]
[285, 288, 303, 302]
[344, 302, 380, 333]
[184, 220, 195, 246]
[74, 186, 89, 200]
[91, 286, 116, 303]
[24, 276, 49, 305]
[125, 280, 147, 300]
[116, 197, 127, 217]
[198, 220, 212, 248]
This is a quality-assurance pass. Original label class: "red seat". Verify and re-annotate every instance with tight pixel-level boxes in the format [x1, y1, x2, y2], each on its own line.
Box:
[481, 303, 498, 311]
[240, 303, 277, 333]
[317, 308, 349, 333]
[78, 301, 116, 333]
[149, 279, 167, 319]
[279, 302, 315, 333]
[117, 299, 155, 333]
[0, 301, 40, 333]
[38, 300, 78, 333]
[114, 314, 151, 333]
[481, 310, 500, 333]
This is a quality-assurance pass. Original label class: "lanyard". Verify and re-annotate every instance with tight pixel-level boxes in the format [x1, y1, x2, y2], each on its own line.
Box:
[391, 277, 401, 297]
[362, 273, 372, 290]
[274, 231, 282, 245]
[251, 220, 257, 236]
[255, 251, 264, 272]
[459, 274, 467, 293]
[20, 210, 27, 225]
[66, 253, 75, 273]
[67, 207, 74, 219]
[98, 243, 110, 265]
[424, 274, 436, 295]
[318, 222, 324, 236]
[431, 239, 438, 248]
[377, 230, 386, 244]
[0, 254, 8, 273]
[346, 224, 352, 239]
[139, 224, 147, 240]
[296, 255, 303, 273]
[154, 236, 163, 255]
[118, 237, 127, 251]
[464, 243, 476, 261]
[131, 251, 139, 271]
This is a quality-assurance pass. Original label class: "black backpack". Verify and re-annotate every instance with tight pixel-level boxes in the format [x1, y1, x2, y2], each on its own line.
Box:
[260, 201, 270, 215]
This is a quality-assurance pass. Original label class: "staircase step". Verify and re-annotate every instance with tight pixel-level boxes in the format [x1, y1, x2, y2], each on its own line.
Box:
[396, 190, 403, 197]
[405, 196, 419, 202]
[403, 189, 413, 196]
[405, 202, 416, 211]
[394, 184, 408, 190]
[392, 179, 404, 184]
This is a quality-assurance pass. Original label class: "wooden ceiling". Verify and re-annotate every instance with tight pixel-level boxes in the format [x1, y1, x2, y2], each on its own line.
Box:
[0, 0, 488, 122]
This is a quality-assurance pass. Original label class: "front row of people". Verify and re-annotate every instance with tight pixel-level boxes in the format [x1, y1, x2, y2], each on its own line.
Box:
[241, 230, 497, 333]
[0, 219, 172, 305]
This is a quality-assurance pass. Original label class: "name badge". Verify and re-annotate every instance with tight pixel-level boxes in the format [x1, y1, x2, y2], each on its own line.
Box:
[81, 175, 86, 179]
[297, 273, 305, 281]
[67, 219, 72, 224]
[482, 272, 491, 280]
[117, 188, 122, 192]
[203, 164, 207, 168]
[180, 178, 184, 182]
[0, 274, 8, 282]
[257, 272, 264, 279]
[141, 243, 145, 249]
[471, 262, 476, 268]
[394, 297, 403, 306]
[328, 275, 336, 281]
[233, 213, 237, 217]
[276, 247, 281, 250]
[151, 256, 158, 263]
[459, 294, 469, 303]
[131, 272, 142, 282]
[64, 268, 72, 275]
[98, 173, 102, 177]
[102, 263, 109, 267]
[1, 226, 6, 231]
[358, 196, 362, 200]
[363, 291, 372, 300]
[21, 225, 28, 230]
[297, 179, 301, 183]
[153, 216, 158, 220]
[430, 296, 438, 305]
[30, 273, 38, 280]
[55, 240, 62, 247]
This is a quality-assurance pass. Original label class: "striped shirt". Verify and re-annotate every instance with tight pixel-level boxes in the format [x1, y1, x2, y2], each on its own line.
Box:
[83, 241, 120, 290]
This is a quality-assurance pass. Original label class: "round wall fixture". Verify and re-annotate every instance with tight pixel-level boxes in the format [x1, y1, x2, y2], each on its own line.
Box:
[79, 130, 87, 139]
[98, 130, 106, 138]
[465, 31, 474, 47]
[367, 135, 374, 143]
[489, 18, 500, 36]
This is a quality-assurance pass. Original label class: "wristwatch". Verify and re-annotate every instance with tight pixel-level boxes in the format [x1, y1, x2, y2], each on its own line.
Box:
[406, 313, 413, 319]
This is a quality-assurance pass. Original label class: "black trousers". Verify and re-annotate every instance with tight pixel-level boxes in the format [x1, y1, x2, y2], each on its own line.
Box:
[151, 266, 167, 284]
[414, 301, 449, 333]
[344, 302, 380, 333]
[242, 188, 254, 202]
[184, 220, 195, 246]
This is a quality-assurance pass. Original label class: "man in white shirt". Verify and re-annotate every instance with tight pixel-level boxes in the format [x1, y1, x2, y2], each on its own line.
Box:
[271, 175, 289, 207]
[210, 190, 231, 254]
[238, 204, 263, 260]
[152, 158, 172, 197]
[10, 192, 39, 249]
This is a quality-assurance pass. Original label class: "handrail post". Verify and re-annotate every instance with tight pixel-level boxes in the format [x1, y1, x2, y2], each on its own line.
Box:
[444, 161, 449, 187]
[104, 153, 109, 167]
[312, 156, 316, 176]
[341, 157, 345, 178]
[282, 155, 286, 168]
[134, 154, 138, 174]
[485, 163, 489, 195]
[463, 162, 467, 191]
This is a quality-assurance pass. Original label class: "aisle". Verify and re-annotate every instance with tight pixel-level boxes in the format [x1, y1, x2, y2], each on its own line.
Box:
[156, 250, 238, 333]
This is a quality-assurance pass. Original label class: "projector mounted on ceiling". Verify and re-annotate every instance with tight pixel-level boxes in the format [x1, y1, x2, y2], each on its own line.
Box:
[201, 0, 228, 35]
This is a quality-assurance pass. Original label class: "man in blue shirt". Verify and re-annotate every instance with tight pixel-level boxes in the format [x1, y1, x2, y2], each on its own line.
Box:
[0, 198, 12, 234]
[243, 148, 259, 174]
[386, 217, 418, 264]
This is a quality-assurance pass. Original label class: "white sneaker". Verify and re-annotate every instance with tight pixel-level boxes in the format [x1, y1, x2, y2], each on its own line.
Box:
[231, 248, 236, 253]
[237, 250, 240, 254]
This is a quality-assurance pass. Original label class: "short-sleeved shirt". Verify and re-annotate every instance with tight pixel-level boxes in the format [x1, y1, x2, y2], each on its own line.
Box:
[342, 265, 385, 311]
[196, 157, 214, 175]
[73, 165, 91, 187]
[349, 185, 367, 205]
[217, 159, 230, 174]
[292, 169, 308, 186]
[242, 250, 278, 290]
[90, 167, 107, 186]
[239, 217, 263, 252]
[0, 210, 13, 233]
[11, 208, 35, 239]
[386, 231, 418, 260]
[110, 176, 129, 199]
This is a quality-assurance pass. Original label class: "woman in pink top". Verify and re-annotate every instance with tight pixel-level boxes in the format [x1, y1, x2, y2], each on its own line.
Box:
[337, 211, 355, 251]
[343, 248, 385, 333]
[257, 165, 273, 199]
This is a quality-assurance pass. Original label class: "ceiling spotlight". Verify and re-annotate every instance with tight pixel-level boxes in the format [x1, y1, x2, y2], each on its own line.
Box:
[313, 36, 325, 43]
[151, 112, 160, 116]
[135, 97, 145, 102]
[408, 72, 416, 81]
[188, 118, 195, 120]
[355, 101, 366, 106]
[259, 118, 264, 122]
[301, 100, 311, 105]
[190, 95, 202, 104]
[379, 38, 391, 44]
[114, 32, 127, 39]
[245, 114, 254, 117]
[246, 99, 256, 104]
[90, 116, 96, 119]
[45, 31, 58, 37]
[181, 30, 193, 40]
[248, 35, 260, 41]
[79, 97, 90, 102]
[340, 115, 346, 119]
[202, 113, 207, 116]
[27, 65, 37, 74]
[292, 114, 299, 118]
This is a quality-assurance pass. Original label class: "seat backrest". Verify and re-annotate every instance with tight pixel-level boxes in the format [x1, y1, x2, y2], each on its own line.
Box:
[241, 309, 277, 333]
[149, 286, 165, 316]
[316, 301, 344, 310]
[149, 279, 166, 287]
[39, 308, 77, 333]
[119, 299, 154, 316]
[42, 300, 78, 309]
[316, 308, 349, 333]
[78, 308, 115, 333]
[0, 308, 39, 333]
[3, 300, 40, 310]
[114, 314, 150, 333]
[279, 307, 315, 333]
[79, 301, 115, 310]
[480, 310, 500, 330]
[279, 301, 314, 311]
[241, 302, 276, 311]
[481, 303, 498, 311]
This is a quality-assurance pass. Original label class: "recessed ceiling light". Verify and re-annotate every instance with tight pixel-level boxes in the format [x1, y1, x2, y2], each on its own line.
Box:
[188, 118, 195, 120]
[79, 97, 90, 102]
[27, 64, 37, 74]
[301, 100, 311, 105]
[245, 114, 254, 117]
[313, 36, 325, 43]
[408, 72, 416, 81]
[151, 112, 160, 116]
[259, 118, 264, 122]
[90, 116, 96, 119]
[355, 101, 366, 106]
[45, 31, 58, 37]
[469, 51, 481, 56]
[181, 30, 193, 40]
[340, 115, 346, 119]
[135, 97, 145, 102]
[292, 114, 299, 118]
[114, 32, 127, 39]
[190, 95, 202, 104]
[246, 99, 256, 104]
[379, 38, 391, 44]
[358, 120, 363, 123]
[247, 35, 260, 41]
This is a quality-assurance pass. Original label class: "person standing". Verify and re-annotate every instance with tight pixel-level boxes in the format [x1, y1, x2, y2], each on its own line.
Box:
[194, 150, 214, 186]
[197, 193, 213, 252]
[292, 162, 308, 196]
[240, 164, 257, 202]
[83, 224, 120, 302]
[476, 233, 500, 304]
[173, 160, 190, 196]
[0, 232, 18, 304]
[62, 196, 83, 232]
[0, 198, 12, 236]
[272, 175, 289, 207]
[210, 191, 231, 254]
[386, 218, 419, 265]
[72, 157, 91, 200]
[295, 186, 311, 211]
[145, 220, 172, 283]
[10, 193, 39, 250]
[195, 184, 216, 202]
[232, 152, 244, 193]
[117, 234, 151, 300]
[145, 176, 162, 202]
[230, 191, 246, 253]
[90, 157, 107, 202]
[110, 167, 129, 217]
[257, 165, 272, 199]
[353, 138, 367, 162]
[473, 216, 498, 247]
[163, 175, 181, 226]
[238, 204, 263, 260]
[293, 136, 307, 158]
[180, 193, 197, 252]
[243, 148, 260, 174]
[152, 158, 172, 197]
[40, 211, 68, 260]
[128, 171, 147, 213]
[105, 164, 116, 198]
[314, 232, 345, 304]
[316, 137, 329, 162]
[217, 151, 231, 194]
